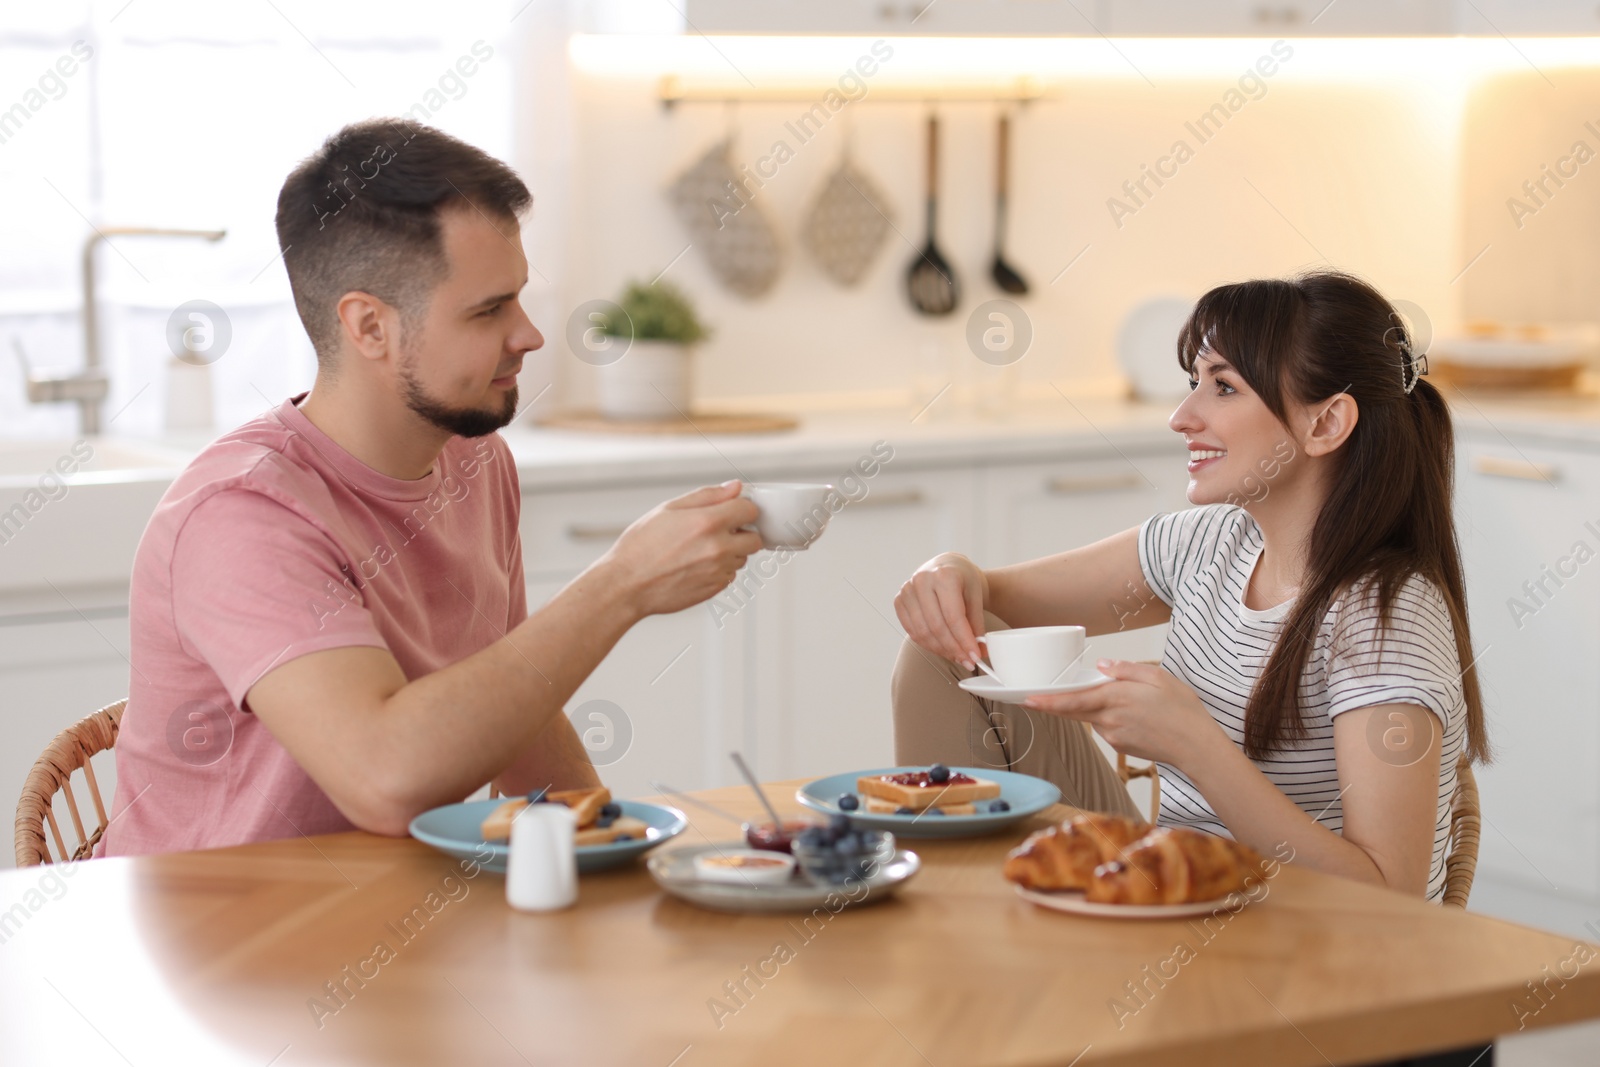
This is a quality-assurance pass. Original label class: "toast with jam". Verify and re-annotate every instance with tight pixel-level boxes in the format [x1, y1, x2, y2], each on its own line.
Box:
[856, 765, 1000, 812]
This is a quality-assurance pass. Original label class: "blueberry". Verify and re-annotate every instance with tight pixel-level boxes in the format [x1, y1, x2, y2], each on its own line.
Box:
[829, 814, 852, 836]
[596, 814, 616, 828]
[526, 787, 549, 803]
[613, 833, 634, 842]
[837, 792, 860, 811]
[798, 827, 826, 849]
[599, 801, 622, 819]
[990, 799, 1011, 813]
[895, 806, 915, 815]
[924, 808, 945, 816]
[928, 763, 951, 784]
[836, 832, 860, 853]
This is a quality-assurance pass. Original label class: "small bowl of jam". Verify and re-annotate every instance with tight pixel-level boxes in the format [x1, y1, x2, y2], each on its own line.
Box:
[742, 819, 821, 854]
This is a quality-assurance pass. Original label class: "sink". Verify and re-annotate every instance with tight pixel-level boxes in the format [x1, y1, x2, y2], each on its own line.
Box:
[0, 438, 191, 486]
[0, 438, 191, 594]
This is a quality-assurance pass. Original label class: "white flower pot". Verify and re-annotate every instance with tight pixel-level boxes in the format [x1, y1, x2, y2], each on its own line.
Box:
[595, 340, 693, 420]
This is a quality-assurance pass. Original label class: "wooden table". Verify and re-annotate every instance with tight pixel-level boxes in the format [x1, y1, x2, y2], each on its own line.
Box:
[4, 782, 1599, 1066]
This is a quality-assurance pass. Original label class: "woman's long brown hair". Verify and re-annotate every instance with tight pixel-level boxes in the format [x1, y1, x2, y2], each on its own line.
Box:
[1177, 271, 1489, 764]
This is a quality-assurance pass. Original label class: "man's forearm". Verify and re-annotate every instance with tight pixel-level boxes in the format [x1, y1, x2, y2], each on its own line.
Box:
[375, 559, 642, 814]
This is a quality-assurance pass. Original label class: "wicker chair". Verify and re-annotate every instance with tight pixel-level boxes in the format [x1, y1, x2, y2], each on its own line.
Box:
[14, 699, 124, 867]
[1117, 750, 1481, 908]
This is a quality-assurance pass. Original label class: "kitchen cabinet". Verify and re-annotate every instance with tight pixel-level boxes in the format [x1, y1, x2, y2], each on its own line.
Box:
[1105, 0, 1453, 34]
[745, 464, 981, 782]
[681, 0, 1471, 35]
[0, 599, 128, 856]
[1454, 0, 1600, 34]
[681, 0, 1115, 35]
[1454, 435, 1600, 902]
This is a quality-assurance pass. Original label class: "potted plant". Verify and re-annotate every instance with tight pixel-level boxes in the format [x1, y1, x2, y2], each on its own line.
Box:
[595, 280, 709, 420]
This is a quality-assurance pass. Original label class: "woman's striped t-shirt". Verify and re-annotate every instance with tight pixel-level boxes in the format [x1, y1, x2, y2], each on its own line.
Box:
[1137, 504, 1466, 902]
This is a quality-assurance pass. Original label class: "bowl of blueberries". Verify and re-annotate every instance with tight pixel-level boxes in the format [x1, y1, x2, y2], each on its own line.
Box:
[790, 815, 897, 887]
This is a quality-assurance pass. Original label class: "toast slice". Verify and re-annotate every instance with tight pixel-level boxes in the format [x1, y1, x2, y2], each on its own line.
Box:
[479, 786, 615, 842]
[480, 798, 528, 843]
[574, 815, 650, 846]
[546, 786, 611, 828]
[864, 797, 976, 816]
[857, 770, 1000, 811]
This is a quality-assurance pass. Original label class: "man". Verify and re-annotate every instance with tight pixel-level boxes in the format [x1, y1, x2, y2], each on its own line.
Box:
[101, 119, 761, 855]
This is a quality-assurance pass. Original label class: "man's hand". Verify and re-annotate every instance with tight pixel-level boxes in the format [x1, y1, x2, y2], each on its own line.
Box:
[894, 553, 989, 668]
[598, 481, 764, 618]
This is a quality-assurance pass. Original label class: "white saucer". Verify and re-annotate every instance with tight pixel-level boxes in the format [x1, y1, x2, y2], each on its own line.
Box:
[957, 669, 1113, 701]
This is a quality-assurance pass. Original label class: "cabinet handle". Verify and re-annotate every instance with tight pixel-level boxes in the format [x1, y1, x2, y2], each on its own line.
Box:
[1473, 455, 1559, 483]
[565, 523, 630, 542]
[848, 489, 926, 509]
[1046, 472, 1144, 494]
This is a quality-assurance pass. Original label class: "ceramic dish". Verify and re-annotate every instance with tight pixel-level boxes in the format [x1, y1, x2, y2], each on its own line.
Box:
[649, 843, 920, 913]
[957, 668, 1113, 701]
[795, 767, 1060, 838]
[409, 798, 687, 874]
[1015, 884, 1241, 919]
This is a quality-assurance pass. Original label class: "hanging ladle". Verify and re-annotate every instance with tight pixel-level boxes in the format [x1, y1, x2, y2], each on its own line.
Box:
[990, 113, 1030, 295]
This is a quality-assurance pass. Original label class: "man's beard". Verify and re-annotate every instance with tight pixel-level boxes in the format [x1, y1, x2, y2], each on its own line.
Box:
[397, 359, 517, 439]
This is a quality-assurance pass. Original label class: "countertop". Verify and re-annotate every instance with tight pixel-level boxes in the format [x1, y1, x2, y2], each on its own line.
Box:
[10, 389, 1600, 496]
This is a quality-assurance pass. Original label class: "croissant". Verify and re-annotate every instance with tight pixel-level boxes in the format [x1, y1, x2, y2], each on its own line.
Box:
[1085, 827, 1263, 906]
[1002, 813, 1151, 890]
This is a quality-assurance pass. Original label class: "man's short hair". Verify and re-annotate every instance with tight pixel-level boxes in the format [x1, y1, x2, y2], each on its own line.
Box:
[275, 119, 531, 365]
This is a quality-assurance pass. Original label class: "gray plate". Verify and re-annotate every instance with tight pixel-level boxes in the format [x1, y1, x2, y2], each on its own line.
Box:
[648, 843, 921, 913]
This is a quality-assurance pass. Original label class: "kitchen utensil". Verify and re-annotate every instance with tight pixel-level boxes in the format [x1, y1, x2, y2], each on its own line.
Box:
[989, 114, 1029, 295]
[803, 131, 893, 287]
[730, 751, 786, 829]
[906, 114, 959, 316]
[668, 138, 782, 298]
[1117, 296, 1195, 401]
[795, 767, 1061, 838]
[408, 798, 686, 873]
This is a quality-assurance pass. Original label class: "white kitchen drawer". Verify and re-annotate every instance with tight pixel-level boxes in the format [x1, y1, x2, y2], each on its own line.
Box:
[519, 481, 702, 579]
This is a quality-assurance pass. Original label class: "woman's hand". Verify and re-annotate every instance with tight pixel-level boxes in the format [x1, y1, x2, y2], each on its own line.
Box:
[1023, 659, 1225, 768]
[894, 553, 989, 668]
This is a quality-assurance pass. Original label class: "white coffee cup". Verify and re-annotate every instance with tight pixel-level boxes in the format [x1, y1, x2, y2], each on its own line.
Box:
[979, 625, 1087, 688]
[741, 482, 835, 550]
[506, 802, 578, 911]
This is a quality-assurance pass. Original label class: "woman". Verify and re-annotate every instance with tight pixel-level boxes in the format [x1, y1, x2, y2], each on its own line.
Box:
[892, 271, 1488, 901]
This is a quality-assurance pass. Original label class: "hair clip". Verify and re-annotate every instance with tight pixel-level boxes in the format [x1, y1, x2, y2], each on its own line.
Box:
[1399, 338, 1428, 395]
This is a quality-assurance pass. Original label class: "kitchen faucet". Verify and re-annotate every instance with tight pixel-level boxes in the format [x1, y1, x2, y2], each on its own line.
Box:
[16, 226, 226, 435]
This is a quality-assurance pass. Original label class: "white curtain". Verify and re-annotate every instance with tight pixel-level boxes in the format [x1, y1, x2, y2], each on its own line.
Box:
[0, 0, 518, 439]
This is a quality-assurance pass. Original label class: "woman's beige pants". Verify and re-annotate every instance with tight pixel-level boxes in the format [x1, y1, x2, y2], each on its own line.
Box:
[889, 612, 1141, 818]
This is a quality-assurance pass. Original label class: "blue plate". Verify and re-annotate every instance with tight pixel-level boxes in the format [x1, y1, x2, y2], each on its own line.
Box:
[796, 767, 1061, 838]
[409, 798, 687, 874]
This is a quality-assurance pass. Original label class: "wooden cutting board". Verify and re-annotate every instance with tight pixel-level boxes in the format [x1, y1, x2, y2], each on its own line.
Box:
[538, 410, 799, 435]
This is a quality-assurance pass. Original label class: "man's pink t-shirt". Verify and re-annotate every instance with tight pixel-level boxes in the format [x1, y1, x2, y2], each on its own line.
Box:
[100, 395, 526, 857]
